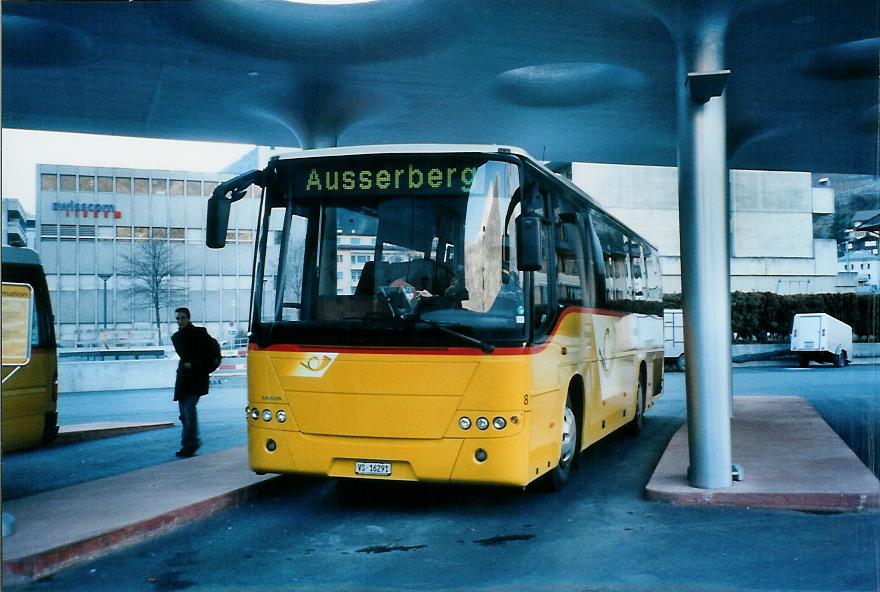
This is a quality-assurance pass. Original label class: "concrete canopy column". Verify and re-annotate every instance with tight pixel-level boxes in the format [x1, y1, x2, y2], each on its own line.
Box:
[656, 2, 735, 489]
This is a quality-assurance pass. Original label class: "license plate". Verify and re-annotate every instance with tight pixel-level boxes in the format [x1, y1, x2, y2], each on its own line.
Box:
[355, 461, 392, 476]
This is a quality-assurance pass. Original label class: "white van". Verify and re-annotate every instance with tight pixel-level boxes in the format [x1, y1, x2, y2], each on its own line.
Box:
[664, 309, 685, 371]
[790, 313, 853, 368]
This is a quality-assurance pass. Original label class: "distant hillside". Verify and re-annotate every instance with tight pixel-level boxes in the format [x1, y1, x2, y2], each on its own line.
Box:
[812, 173, 880, 243]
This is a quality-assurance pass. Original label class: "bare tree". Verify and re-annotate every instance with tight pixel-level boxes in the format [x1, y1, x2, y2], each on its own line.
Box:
[121, 240, 184, 345]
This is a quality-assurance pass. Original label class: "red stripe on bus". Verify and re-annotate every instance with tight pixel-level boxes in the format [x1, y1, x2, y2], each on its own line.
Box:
[249, 306, 634, 356]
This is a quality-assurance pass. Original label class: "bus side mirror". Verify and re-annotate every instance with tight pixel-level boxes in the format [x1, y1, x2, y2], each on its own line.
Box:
[206, 195, 231, 249]
[516, 214, 543, 271]
[206, 168, 263, 249]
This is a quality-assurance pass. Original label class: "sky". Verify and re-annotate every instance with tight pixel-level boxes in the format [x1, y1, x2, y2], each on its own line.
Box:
[1, 129, 257, 213]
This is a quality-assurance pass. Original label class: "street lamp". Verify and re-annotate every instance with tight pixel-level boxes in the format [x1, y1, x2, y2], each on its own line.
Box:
[98, 273, 113, 329]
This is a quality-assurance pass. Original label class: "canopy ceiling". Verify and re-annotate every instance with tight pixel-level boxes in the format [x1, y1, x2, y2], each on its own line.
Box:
[3, 1, 877, 173]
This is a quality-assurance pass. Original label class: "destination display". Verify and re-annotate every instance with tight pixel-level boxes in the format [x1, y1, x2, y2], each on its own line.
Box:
[1, 282, 33, 366]
[281, 155, 499, 197]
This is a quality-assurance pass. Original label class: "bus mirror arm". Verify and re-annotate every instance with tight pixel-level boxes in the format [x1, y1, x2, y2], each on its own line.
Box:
[206, 169, 264, 249]
[515, 214, 543, 271]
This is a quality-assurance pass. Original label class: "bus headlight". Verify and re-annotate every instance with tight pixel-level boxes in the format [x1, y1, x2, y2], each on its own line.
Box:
[262, 409, 272, 422]
[250, 408, 260, 421]
[492, 417, 507, 430]
[476, 417, 489, 431]
[459, 417, 472, 430]
[276, 410, 287, 423]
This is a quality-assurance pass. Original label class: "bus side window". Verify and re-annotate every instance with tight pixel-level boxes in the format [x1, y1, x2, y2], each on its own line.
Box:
[591, 211, 628, 304]
[555, 205, 587, 307]
[31, 298, 41, 347]
[531, 191, 553, 332]
[644, 250, 662, 301]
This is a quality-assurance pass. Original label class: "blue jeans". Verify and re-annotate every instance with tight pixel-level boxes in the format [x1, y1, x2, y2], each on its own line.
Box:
[178, 395, 201, 451]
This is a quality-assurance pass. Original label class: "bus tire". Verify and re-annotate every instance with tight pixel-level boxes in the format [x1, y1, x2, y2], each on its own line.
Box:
[834, 352, 844, 368]
[675, 354, 686, 372]
[798, 355, 810, 368]
[626, 370, 646, 437]
[549, 395, 577, 491]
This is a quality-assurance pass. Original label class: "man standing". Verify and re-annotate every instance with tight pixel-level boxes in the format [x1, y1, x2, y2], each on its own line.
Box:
[171, 307, 210, 458]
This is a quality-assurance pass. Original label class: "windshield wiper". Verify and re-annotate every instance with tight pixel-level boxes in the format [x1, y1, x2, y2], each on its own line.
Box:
[413, 318, 495, 354]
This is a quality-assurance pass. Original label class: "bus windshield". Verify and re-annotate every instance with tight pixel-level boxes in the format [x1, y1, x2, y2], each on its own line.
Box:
[254, 154, 524, 348]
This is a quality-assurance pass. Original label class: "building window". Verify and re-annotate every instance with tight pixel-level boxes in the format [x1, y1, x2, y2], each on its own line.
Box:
[79, 176, 95, 192]
[41, 174, 57, 190]
[170, 227, 186, 241]
[60, 175, 76, 191]
[98, 176, 114, 192]
[60, 225, 77, 239]
[41, 224, 58, 237]
[135, 178, 149, 194]
[152, 227, 168, 239]
[169, 180, 184, 196]
[116, 227, 132, 239]
[204, 181, 218, 195]
[238, 230, 253, 243]
[78, 225, 95, 239]
[152, 179, 167, 195]
[134, 226, 150, 240]
[187, 228, 205, 243]
[97, 227, 114, 240]
[116, 177, 132, 194]
[187, 180, 202, 196]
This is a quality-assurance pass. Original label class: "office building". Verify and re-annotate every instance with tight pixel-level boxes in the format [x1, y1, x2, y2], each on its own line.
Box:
[2, 198, 31, 248]
[36, 165, 260, 348]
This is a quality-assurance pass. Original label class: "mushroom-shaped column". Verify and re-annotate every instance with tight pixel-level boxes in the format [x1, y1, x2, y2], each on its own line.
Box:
[654, 0, 736, 489]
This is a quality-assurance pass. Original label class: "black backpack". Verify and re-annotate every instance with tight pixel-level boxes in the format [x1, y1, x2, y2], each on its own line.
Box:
[203, 331, 222, 373]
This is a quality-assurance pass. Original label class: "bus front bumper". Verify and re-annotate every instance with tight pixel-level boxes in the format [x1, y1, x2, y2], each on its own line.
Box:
[247, 424, 534, 487]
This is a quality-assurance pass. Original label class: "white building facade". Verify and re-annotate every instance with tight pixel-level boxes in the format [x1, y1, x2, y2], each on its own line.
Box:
[2, 198, 31, 248]
[36, 165, 261, 348]
[571, 164, 839, 294]
[839, 251, 880, 292]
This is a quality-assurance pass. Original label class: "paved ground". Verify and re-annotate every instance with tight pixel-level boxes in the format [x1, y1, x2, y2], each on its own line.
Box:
[646, 396, 880, 511]
[3, 366, 879, 590]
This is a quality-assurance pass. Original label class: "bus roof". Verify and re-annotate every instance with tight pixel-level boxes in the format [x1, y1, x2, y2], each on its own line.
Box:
[270, 144, 531, 161]
[2, 246, 42, 266]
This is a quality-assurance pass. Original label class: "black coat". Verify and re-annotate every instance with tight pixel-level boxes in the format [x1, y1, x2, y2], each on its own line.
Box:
[171, 323, 211, 400]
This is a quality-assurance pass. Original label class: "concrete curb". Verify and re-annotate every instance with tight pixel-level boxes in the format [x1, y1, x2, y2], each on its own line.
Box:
[56, 421, 173, 444]
[645, 396, 880, 513]
[2, 448, 277, 583]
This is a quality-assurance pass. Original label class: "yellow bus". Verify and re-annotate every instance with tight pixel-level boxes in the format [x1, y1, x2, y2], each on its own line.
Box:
[208, 145, 664, 488]
[1, 246, 59, 451]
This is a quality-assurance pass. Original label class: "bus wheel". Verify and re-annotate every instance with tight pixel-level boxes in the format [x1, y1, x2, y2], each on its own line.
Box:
[675, 354, 686, 372]
[798, 355, 810, 368]
[834, 352, 844, 368]
[550, 395, 577, 491]
[627, 373, 646, 437]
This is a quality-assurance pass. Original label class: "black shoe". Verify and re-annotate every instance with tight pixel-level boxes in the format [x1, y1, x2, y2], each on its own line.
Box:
[176, 448, 195, 458]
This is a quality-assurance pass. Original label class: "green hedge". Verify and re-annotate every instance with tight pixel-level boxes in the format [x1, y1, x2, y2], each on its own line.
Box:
[663, 292, 879, 342]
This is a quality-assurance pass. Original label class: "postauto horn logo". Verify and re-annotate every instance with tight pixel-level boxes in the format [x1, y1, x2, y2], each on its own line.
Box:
[294, 353, 338, 378]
